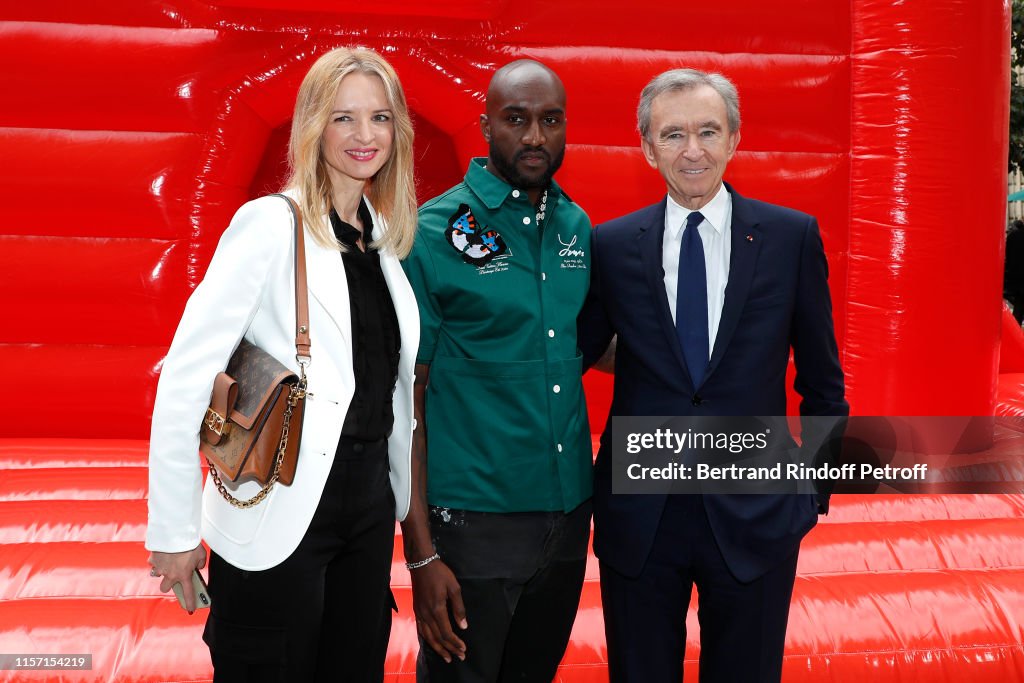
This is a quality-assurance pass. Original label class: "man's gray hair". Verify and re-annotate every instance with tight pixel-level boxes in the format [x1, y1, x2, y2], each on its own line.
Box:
[637, 69, 741, 139]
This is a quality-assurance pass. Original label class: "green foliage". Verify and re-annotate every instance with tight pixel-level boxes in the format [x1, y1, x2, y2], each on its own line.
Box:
[1012, 0, 1024, 174]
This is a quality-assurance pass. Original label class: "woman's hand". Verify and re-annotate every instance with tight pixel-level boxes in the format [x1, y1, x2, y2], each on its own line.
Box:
[148, 545, 207, 613]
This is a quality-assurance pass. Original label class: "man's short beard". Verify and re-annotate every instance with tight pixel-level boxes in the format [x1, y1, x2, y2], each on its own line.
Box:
[489, 144, 565, 190]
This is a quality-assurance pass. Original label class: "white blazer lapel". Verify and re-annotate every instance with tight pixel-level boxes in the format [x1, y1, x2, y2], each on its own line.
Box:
[379, 250, 419, 370]
[366, 196, 419, 368]
[305, 217, 351, 349]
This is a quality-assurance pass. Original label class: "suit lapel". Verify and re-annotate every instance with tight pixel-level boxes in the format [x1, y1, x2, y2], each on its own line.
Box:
[306, 217, 352, 350]
[705, 188, 762, 381]
[378, 251, 417, 370]
[368, 200, 419, 375]
[638, 199, 693, 383]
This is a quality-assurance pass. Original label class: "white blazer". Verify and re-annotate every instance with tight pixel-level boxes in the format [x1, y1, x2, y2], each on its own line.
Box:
[145, 190, 419, 570]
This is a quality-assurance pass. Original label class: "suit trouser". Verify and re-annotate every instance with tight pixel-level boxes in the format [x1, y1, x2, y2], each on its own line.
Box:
[202, 437, 396, 683]
[600, 494, 799, 683]
[417, 499, 592, 683]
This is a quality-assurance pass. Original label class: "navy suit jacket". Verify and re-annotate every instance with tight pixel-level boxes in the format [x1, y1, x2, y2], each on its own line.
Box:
[580, 184, 848, 582]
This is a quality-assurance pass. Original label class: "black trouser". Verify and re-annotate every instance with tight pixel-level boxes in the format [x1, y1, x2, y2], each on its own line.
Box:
[600, 494, 799, 683]
[203, 437, 397, 682]
[417, 499, 592, 683]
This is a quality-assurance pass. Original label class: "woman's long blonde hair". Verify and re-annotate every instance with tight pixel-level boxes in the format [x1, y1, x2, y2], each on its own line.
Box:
[284, 47, 416, 257]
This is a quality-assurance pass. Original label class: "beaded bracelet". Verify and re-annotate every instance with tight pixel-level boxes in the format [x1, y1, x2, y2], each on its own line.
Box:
[405, 553, 440, 570]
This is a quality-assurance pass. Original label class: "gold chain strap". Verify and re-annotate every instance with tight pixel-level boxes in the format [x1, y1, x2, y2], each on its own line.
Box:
[207, 373, 308, 509]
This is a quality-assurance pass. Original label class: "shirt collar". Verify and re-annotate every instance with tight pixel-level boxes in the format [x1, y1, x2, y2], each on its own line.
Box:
[329, 197, 374, 249]
[464, 157, 571, 210]
[666, 183, 731, 238]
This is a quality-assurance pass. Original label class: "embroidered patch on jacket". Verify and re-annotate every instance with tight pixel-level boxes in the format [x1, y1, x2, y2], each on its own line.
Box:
[445, 204, 507, 266]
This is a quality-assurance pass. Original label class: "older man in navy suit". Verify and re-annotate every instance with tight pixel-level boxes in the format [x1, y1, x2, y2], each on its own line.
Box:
[579, 69, 848, 682]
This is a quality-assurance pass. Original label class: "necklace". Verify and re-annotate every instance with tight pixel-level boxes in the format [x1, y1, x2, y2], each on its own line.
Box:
[535, 189, 548, 228]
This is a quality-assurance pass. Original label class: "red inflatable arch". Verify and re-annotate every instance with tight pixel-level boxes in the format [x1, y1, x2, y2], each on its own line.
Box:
[1, 1, 1022, 681]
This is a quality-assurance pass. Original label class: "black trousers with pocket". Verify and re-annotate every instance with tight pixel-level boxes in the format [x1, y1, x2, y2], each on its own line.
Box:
[416, 499, 592, 683]
[203, 437, 397, 682]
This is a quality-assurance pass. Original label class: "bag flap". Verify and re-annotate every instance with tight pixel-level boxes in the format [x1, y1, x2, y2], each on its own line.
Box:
[224, 340, 298, 430]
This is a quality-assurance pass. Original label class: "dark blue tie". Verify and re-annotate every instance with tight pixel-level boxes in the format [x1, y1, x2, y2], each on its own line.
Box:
[677, 211, 709, 387]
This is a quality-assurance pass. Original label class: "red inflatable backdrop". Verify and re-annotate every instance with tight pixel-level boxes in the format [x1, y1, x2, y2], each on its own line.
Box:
[1, 1, 1023, 681]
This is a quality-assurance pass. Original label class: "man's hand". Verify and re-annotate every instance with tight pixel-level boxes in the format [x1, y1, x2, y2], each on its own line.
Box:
[148, 545, 207, 613]
[409, 558, 467, 663]
[404, 363, 467, 662]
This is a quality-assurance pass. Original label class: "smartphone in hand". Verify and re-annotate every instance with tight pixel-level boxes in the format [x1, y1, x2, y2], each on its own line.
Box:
[172, 569, 212, 610]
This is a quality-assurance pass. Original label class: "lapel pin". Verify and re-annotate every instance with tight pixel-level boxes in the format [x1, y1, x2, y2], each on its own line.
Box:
[745, 234, 754, 242]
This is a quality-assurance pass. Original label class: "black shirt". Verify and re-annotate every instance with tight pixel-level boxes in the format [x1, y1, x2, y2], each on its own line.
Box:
[329, 200, 400, 441]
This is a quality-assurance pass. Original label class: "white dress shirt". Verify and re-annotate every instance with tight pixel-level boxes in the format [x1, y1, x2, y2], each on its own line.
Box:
[662, 184, 732, 357]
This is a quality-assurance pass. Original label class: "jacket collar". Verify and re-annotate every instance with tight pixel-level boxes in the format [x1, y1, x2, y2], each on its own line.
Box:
[364, 194, 419, 372]
[635, 181, 764, 390]
[301, 192, 417, 372]
[706, 182, 763, 382]
[637, 199, 692, 383]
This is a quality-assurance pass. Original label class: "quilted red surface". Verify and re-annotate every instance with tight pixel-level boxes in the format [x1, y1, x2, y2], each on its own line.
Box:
[1, 1, 1022, 681]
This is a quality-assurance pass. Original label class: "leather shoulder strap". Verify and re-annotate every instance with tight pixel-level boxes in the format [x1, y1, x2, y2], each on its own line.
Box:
[269, 193, 311, 361]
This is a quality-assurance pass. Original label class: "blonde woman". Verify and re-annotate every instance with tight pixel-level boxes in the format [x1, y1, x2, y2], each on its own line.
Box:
[145, 47, 419, 681]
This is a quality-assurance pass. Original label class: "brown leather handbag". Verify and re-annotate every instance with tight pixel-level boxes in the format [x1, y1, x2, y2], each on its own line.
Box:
[198, 194, 311, 509]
